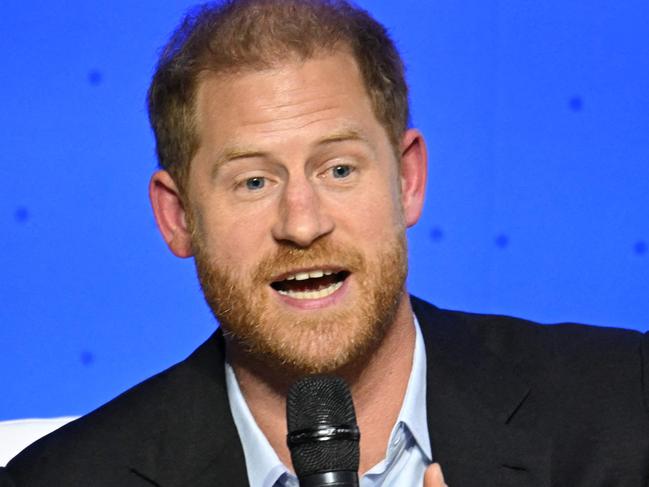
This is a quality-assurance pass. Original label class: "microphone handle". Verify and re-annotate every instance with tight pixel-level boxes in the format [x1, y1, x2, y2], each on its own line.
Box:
[299, 470, 359, 487]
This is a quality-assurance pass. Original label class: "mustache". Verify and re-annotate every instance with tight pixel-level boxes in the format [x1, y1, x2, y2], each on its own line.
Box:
[252, 239, 365, 282]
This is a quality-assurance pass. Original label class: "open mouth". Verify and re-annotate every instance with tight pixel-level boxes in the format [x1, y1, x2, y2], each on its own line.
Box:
[270, 269, 350, 300]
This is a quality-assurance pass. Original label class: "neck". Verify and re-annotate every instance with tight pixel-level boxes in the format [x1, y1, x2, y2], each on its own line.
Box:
[227, 292, 416, 475]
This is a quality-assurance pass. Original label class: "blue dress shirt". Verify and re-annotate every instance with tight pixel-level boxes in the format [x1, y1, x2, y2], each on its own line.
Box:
[225, 316, 432, 487]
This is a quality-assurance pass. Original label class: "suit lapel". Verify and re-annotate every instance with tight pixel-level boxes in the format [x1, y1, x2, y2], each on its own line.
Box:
[413, 297, 551, 487]
[128, 331, 249, 487]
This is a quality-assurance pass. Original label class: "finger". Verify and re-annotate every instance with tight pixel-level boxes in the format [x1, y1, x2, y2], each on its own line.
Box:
[423, 462, 447, 487]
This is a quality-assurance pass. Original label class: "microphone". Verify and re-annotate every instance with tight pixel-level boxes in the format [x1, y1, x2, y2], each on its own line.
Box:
[286, 375, 360, 487]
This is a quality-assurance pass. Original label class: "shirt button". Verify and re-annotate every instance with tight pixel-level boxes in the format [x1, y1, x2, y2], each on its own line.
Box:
[391, 427, 403, 446]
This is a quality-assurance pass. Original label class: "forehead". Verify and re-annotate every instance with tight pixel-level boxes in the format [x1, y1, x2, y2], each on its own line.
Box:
[192, 52, 382, 150]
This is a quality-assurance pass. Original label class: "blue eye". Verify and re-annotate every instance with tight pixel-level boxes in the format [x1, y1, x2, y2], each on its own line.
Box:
[245, 177, 265, 190]
[332, 165, 353, 178]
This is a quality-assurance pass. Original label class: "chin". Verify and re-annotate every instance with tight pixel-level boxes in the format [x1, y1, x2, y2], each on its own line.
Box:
[229, 300, 396, 376]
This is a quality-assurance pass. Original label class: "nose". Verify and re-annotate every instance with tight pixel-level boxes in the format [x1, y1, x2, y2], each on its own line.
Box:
[271, 175, 334, 247]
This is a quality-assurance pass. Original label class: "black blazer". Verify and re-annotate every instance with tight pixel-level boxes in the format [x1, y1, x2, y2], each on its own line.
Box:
[3, 297, 649, 486]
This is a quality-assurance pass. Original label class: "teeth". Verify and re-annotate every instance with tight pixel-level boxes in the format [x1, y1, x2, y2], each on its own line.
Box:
[278, 280, 343, 300]
[284, 269, 332, 281]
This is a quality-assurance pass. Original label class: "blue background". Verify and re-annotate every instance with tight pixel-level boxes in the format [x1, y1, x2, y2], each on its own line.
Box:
[1, 1, 647, 420]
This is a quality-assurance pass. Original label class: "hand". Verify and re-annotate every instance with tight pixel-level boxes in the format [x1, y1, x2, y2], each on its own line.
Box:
[423, 463, 448, 487]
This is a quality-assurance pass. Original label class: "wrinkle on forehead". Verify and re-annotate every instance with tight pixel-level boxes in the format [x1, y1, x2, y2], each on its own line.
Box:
[230, 89, 361, 137]
[254, 90, 346, 119]
[240, 108, 346, 136]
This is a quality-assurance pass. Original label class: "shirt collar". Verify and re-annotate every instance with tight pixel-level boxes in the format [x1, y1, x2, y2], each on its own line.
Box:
[225, 314, 431, 486]
[225, 362, 287, 487]
[392, 314, 432, 461]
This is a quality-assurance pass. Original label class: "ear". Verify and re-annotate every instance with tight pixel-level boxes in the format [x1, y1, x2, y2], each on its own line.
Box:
[399, 128, 428, 227]
[149, 170, 193, 258]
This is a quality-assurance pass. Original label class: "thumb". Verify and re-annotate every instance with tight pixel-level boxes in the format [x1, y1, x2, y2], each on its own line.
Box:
[423, 462, 447, 487]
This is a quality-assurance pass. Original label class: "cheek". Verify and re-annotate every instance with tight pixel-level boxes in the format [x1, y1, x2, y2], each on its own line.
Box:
[329, 180, 404, 238]
[193, 205, 272, 267]
[216, 223, 267, 262]
[331, 205, 401, 249]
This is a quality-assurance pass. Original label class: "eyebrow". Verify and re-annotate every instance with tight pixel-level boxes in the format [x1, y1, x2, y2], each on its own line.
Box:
[316, 129, 369, 146]
[211, 128, 372, 176]
[210, 148, 268, 179]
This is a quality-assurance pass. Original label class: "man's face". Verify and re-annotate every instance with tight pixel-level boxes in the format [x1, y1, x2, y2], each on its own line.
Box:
[184, 52, 414, 374]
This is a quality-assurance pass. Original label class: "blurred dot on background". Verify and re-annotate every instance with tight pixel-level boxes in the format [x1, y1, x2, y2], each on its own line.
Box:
[80, 351, 95, 366]
[14, 206, 29, 223]
[635, 240, 647, 256]
[430, 226, 444, 242]
[569, 96, 583, 112]
[88, 69, 103, 86]
[495, 234, 510, 249]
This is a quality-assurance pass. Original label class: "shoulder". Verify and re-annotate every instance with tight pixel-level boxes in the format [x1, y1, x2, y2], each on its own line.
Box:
[6, 332, 231, 486]
[411, 294, 645, 363]
[412, 295, 649, 424]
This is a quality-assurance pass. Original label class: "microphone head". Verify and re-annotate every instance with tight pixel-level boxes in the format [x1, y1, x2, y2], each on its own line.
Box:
[286, 375, 360, 478]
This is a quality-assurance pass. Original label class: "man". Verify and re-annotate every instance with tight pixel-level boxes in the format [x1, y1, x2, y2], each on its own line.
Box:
[3, 1, 648, 486]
